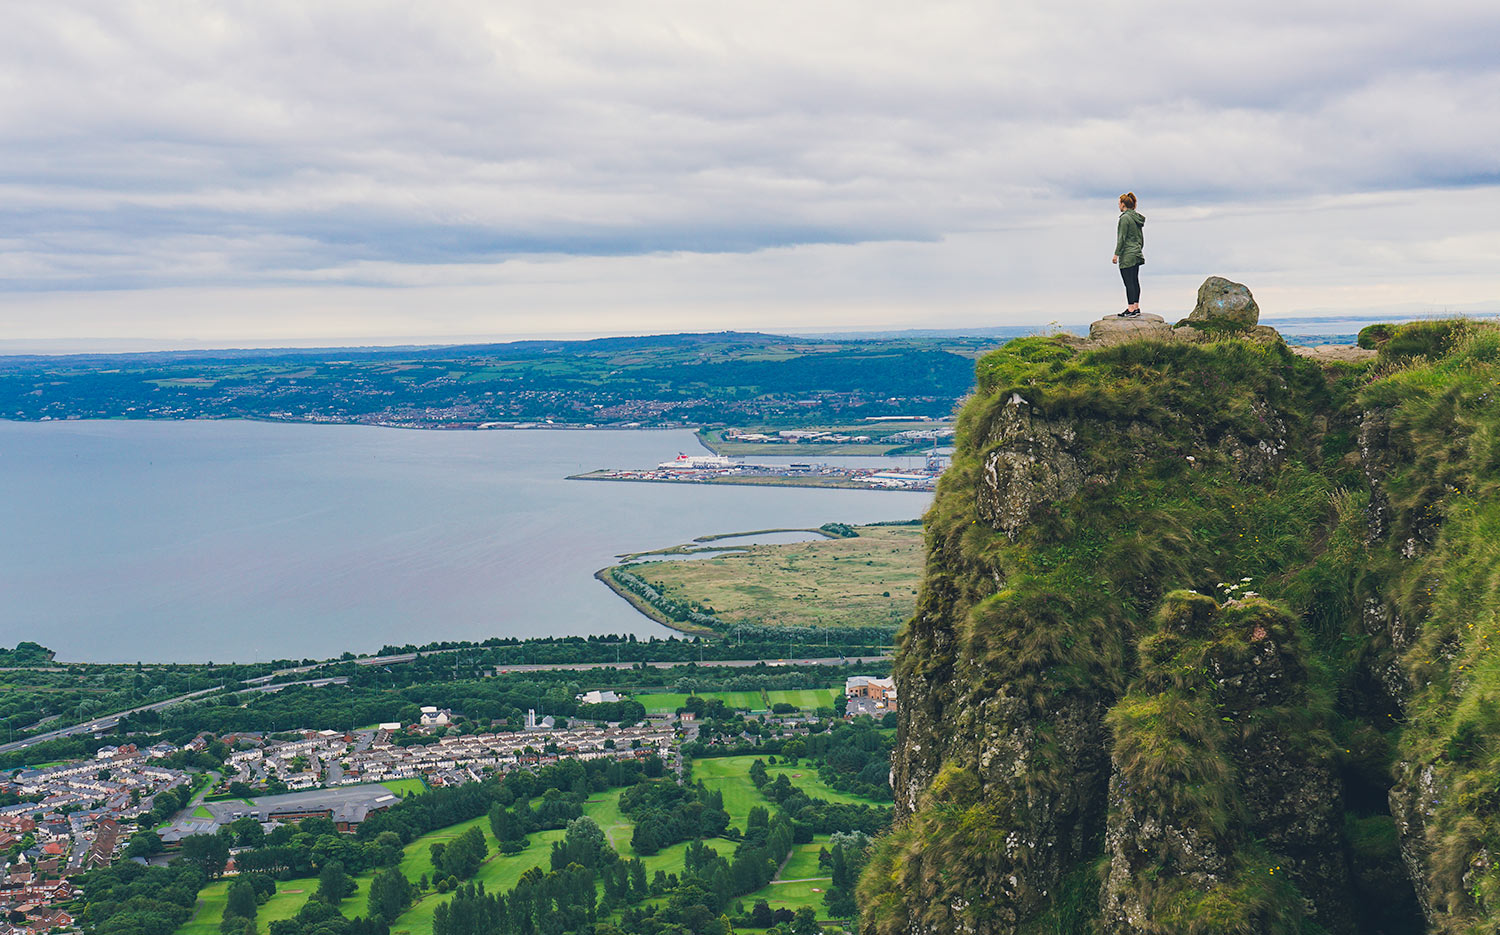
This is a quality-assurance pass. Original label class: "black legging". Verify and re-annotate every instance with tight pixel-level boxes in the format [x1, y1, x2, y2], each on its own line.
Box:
[1120, 264, 1141, 305]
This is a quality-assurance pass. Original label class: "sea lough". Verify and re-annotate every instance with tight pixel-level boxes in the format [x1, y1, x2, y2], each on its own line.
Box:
[0, 421, 930, 662]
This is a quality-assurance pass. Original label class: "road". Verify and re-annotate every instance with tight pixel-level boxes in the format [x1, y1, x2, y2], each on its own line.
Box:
[245, 649, 892, 683]
[0, 685, 226, 755]
[488, 655, 892, 674]
[0, 677, 348, 756]
[0, 654, 887, 756]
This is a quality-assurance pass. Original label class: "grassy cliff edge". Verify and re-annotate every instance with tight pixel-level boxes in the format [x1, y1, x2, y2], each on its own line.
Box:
[862, 322, 1500, 935]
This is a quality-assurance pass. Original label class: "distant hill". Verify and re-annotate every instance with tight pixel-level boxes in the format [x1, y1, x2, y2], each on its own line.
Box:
[0, 331, 999, 428]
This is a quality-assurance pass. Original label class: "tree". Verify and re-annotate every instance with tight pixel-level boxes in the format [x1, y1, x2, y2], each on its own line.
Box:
[316, 860, 355, 904]
[749, 758, 769, 787]
[751, 899, 775, 928]
[559, 816, 612, 869]
[791, 905, 822, 934]
[230, 815, 265, 848]
[367, 866, 413, 920]
[180, 833, 231, 878]
[225, 877, 259, 921]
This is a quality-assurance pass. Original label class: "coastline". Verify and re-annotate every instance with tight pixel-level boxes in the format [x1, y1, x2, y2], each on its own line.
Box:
[568, 472, 909, 492]
[593, 567, 717, 636]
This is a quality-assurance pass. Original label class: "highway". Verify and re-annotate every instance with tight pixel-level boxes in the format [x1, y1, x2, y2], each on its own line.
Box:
[0, 653, 888, 756]
[0, 677, 351, 755]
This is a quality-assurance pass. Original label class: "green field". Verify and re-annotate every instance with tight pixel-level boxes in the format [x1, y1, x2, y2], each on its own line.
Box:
[633, 690, 767, 714]
[382, 778, 428, 799]
[626, 524, 922, 630]
[779, 841, 829, 879]
[178, 871, 372, 935]
[693, 756, 880, 824]
[633, 687, 839, 715]
[763, 688, 840, 710]
[179, 763, 875, 935]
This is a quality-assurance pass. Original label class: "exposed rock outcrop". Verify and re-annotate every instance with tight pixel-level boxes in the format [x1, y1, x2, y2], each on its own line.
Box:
[1102, 592, 1351, 934]
[862, 319, 1500, 935]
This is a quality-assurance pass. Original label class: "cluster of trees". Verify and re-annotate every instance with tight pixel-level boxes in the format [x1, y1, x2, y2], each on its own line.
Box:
[813, 718, 896, 801]
[488, 789, 581, 852]
[429, 827, 488, 887]
[819, 832, 874, 920]
[221, 872, 276, 934]
[82, 862, 207, 935]
[144, 782, 194, 826]
[264, 901, 391, 935]
[620, 780, 732, 855]
[379, 632, 893, 667]
[549, 816, 613, 871]
[436, 790, 802, 935]
[0, 641, 53, 665]
[751, 763, 891, 836]
[434, 866, 598, 935]
[746, 901, 825, 934]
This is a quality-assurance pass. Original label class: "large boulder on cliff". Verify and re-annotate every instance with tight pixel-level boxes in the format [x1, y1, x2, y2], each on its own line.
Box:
[1189, 276, 1260, 326]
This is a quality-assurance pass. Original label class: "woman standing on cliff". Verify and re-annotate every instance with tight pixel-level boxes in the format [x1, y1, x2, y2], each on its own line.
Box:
[1113, 192, 1145, 317]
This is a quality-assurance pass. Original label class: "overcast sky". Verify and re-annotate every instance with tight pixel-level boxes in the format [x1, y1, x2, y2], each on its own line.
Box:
[2, 1, 1498, 349]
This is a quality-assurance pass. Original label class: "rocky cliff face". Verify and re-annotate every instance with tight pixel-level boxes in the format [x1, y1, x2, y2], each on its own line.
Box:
[863, 319, 1500, 935]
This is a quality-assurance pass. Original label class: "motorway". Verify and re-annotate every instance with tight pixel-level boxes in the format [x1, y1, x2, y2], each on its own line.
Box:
[0, 677, 351, 755]
[0, 653, 888, 756]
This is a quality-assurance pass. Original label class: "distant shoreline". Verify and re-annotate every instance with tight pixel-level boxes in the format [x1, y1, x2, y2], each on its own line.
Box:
[593, 568, 716, 636]
[567, 471, 921, 492]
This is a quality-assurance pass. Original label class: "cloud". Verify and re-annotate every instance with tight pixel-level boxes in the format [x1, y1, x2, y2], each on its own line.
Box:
[0, 1, 1497, 341]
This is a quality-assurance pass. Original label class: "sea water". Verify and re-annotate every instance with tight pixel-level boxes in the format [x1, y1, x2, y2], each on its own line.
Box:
[0, 421, 930, 662]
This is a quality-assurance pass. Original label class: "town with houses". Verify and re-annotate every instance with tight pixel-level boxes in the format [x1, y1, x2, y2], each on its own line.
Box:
[0, 678, 895, 933]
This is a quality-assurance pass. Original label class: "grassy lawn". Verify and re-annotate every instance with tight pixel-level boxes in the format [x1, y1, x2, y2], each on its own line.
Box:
[633, 690, 766, 714]
[381, 778, 428, 799]
[779, 842, 829, 880]
[763, 761, 881, 808]
[584, 788, 633, 855]
[635, 688, 842, 715]
[750, 877, 832, 915]
[690, 757, 771, 827]
[626, 524, 922, 630]
[178, 873, 372, 935]
[693, 755, 884, 828]
[763, 688, 839, 710]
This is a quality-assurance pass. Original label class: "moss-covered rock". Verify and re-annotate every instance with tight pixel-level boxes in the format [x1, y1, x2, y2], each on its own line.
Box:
[1101, 592, 1350, 934]
[863, 320, 1500, 935]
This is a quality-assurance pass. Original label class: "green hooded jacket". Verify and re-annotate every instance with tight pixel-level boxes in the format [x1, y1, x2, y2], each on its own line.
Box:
[1115, 209, 1145, 268]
